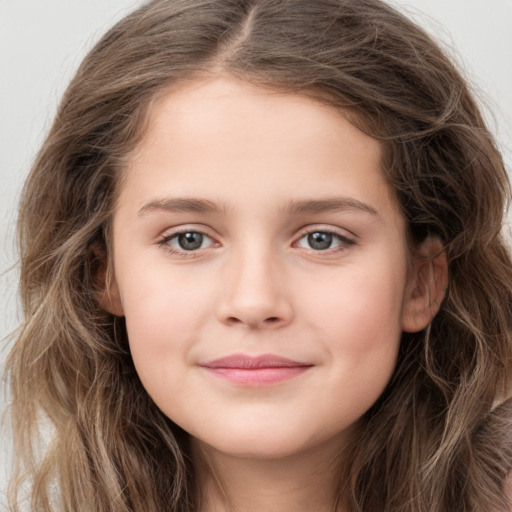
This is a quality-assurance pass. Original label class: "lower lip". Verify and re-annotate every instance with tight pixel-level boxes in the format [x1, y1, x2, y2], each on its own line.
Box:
[201, 366, 312, 386]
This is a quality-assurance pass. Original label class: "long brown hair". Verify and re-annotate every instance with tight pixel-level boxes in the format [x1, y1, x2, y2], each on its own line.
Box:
[7, 0, 512, 510]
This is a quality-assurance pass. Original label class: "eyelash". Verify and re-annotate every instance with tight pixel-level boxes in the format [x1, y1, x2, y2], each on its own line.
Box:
[157, 227, 356, 256]
[294, 228, 356, 253]
[158, 228, 217, 256]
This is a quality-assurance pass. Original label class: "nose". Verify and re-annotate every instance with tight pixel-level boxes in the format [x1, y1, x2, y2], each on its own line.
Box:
[216, 246, 294, 330]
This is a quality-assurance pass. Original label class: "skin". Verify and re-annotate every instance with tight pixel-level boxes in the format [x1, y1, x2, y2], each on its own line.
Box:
[105, 77, 446, 511]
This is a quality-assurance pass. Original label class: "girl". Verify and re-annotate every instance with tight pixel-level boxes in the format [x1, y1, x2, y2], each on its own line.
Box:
[6, 0, 512, 510]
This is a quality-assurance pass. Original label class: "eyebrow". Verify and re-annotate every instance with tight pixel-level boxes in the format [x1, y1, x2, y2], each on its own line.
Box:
[138, 198, 223, 216]
[283, 197, 378, 216]
[138, 196, 378, 217]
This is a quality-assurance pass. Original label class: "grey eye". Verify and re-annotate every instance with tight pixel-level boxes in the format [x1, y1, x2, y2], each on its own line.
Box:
[306, 232, 333, 250]
[296, 230, 352, 251]
[166, 231, 214, 251]
[177, 232, 204, 250]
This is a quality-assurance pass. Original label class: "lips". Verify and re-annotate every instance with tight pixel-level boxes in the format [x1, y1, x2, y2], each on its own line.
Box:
[199, 354, 313, 386]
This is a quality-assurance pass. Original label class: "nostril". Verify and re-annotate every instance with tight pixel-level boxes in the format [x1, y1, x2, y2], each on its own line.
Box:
[225, 316, 282, 327]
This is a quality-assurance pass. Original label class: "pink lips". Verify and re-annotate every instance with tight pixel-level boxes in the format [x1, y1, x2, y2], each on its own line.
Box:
[199, 354, 313, 386]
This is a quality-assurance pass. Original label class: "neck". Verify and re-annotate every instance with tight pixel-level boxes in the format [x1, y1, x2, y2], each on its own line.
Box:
[192, 439, 346, 512]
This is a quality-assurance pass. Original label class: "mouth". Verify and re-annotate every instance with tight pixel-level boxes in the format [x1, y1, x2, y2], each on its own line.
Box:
[198, 354, 314, 386]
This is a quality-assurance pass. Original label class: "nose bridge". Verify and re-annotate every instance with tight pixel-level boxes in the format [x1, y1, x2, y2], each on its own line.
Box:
[217, 237, 292, 328]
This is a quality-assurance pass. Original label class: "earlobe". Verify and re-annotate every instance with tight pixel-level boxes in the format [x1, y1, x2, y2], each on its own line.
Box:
[98, 274, 125, 317]
[401, 237, 448, 333]
[92, 245, 125, 317]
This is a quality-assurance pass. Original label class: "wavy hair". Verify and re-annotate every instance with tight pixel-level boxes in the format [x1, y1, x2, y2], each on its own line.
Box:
[6, 0, 512, 510]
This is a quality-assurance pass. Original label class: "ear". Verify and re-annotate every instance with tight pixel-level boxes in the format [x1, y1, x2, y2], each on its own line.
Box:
[98, 273, 125, 317]
[401, 236, 448, 333]
[92, 245, 125, 317]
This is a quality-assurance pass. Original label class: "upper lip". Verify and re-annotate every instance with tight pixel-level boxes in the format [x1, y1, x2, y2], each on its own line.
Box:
[199, 354, 312, 369]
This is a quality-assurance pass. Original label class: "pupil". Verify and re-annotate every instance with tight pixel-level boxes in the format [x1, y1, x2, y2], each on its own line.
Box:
[308, 232, 332, 250]
[178, 232, 203, 250]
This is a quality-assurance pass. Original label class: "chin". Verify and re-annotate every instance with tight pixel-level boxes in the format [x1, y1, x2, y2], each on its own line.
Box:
[200, 439, 310, 460]
[189, 423, 348, 461]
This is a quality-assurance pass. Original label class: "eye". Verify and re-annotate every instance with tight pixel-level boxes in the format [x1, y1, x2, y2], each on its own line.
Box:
[160, 231, 215, 252]
[295, 230, 354, 251]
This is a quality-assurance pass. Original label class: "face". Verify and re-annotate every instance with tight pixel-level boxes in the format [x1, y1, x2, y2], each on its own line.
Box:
[108, 77, 424, 460]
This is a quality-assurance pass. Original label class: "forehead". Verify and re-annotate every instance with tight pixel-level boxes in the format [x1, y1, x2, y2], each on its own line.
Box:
[141, 77, 377, 148]
[120, 77, 399, 221]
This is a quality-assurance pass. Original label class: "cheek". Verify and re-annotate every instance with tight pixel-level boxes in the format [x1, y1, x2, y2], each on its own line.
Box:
[118, 269, 214, 381]
[300, 262, 407, 346]
[296, 258, 407, 404]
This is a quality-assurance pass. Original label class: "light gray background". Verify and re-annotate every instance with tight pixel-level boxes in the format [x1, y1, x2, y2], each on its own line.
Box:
[1, 0, 511, 506]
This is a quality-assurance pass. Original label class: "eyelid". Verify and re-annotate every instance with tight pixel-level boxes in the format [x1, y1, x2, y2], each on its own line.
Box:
[155, 223, 356, 255]
[157, 223, 217, 240]
[157, 225, 220, 254]
[295, 224, 356, 239]
[293, 225, 357, 251]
